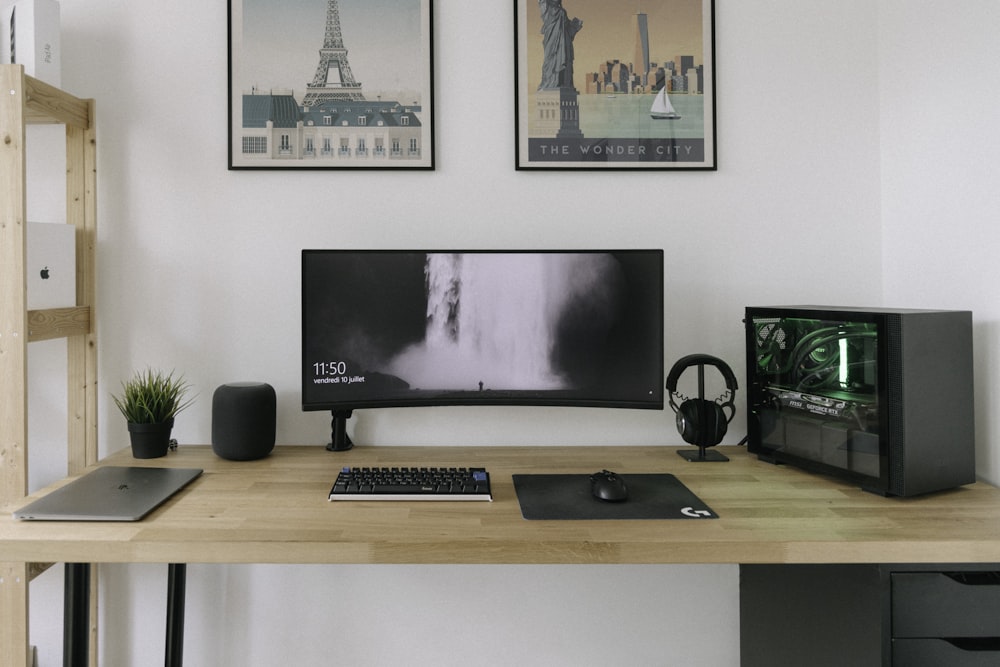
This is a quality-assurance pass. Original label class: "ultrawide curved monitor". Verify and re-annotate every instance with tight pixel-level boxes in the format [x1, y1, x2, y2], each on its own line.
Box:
[301, 250, 664, 413]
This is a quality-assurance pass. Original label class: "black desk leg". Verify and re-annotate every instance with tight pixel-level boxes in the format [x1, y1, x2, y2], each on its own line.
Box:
[64, 563, 91, 667]
[63, 563, 188, 666]
[165, 563, 187, 667]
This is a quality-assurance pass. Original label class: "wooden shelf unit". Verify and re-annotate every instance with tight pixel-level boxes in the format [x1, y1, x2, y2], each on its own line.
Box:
[1, 64, 98, 667]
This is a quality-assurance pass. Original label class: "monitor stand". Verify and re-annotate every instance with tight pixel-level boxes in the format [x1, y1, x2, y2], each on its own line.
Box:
[327, 410, 354, 451]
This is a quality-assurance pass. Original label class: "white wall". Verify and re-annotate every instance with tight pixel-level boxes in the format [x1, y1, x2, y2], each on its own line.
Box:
[19, 0, 993, 664]
[878, 0, 1000, 483]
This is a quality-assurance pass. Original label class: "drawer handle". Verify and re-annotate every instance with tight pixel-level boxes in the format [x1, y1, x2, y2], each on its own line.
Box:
[943, 572, 1000, 586]
[941, 638, 1000, 652]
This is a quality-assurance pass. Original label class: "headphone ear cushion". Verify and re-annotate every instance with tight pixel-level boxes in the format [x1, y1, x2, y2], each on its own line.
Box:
[676, 399, 728, 447]
[676, 400, 704, 444]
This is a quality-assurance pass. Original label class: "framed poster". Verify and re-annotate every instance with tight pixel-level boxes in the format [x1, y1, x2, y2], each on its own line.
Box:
[515, 0, 715, 170]
[228, 0, 434, 170]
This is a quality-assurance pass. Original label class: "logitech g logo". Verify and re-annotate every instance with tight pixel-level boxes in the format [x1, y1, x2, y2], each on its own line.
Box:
[681, 506, 713, 518]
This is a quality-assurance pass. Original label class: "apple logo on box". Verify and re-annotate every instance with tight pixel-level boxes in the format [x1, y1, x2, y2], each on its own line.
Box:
[40, 266, 50, 279]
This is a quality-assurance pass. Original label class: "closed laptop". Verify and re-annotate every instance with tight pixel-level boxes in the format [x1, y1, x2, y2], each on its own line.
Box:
[13, 466, 202, 521]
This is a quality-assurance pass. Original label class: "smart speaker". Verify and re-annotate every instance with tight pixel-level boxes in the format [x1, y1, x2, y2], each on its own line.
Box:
[211, 382, 276, 460]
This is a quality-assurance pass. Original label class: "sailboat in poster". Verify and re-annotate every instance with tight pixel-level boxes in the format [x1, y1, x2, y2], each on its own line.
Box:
[650, 86, 681, 120]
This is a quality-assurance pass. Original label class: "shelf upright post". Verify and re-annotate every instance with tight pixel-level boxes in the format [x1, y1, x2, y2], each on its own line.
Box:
[66, 98, 99, 474]
[0, 63, 99, 667]
[0, 61, 34, 667]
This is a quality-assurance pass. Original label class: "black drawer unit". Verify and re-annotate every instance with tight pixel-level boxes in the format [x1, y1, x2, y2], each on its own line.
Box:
[892, 572, 1000, 637]
[740, 564, 884, 667]
[740, 564, 1000, 666]
[892, 639, 1000, 667]
[891, 571, 1000, 666]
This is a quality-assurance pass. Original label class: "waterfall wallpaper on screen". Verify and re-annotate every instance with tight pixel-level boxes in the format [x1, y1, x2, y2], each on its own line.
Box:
[302, 250, 663, 410]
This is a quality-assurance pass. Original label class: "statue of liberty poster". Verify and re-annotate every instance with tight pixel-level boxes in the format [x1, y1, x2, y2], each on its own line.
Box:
[516, 0, 715, 170]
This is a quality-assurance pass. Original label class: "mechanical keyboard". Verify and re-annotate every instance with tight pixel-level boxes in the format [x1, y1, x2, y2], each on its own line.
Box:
[329, 466, 493, 501]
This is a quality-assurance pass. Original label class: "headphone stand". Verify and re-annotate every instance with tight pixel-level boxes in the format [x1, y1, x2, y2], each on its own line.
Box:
[678, 447, 729, 462]
[674, 360, 731, 462]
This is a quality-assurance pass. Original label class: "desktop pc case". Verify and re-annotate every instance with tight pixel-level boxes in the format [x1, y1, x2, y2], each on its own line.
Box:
[745, 306, 975, 496]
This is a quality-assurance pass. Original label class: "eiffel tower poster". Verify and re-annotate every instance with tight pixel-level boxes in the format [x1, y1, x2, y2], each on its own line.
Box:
[228, 0, 434, 169]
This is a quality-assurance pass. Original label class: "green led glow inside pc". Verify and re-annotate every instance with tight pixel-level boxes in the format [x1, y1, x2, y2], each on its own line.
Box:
[745, 306, 975, 497]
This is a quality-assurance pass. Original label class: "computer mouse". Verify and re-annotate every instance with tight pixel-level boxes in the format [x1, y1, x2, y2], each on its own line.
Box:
[590, 470, 628, 502]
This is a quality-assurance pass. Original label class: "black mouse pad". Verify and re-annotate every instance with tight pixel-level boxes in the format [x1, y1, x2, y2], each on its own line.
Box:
[512, 474, 718, 520]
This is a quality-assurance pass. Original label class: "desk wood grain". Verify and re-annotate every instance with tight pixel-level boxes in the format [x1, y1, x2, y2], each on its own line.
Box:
[3, 445, 1000, 565]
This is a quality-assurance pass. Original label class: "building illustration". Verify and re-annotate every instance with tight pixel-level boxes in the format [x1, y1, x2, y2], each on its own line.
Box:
[234, 0, 425, 165]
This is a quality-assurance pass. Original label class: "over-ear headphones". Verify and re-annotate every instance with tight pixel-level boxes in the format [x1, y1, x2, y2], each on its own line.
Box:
[666, 354, 738, 448]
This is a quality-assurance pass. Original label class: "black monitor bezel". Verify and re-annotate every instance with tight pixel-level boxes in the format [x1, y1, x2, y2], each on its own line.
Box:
[301, 249, 665, 413]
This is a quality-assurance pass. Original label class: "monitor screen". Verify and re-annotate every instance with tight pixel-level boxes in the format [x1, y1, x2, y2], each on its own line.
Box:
[301, 250, 664, 414]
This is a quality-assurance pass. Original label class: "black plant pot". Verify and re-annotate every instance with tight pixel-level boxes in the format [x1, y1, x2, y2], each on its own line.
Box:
[127, 418, 174, 459]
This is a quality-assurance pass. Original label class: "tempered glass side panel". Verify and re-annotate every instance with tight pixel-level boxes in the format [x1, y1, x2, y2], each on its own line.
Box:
[747, 311, 885, 486]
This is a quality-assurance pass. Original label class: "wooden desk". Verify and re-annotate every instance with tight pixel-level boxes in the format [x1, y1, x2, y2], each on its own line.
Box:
[5, 444, 1000, 565]
[4, 444, 1000, 665]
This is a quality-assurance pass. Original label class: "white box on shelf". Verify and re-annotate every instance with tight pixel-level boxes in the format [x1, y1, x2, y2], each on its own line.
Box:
[1, 0, 60, 87]
[26, 222, 75, 309]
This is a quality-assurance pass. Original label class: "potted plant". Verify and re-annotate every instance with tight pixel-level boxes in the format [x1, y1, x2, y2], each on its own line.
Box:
[112, 368, 194, 458]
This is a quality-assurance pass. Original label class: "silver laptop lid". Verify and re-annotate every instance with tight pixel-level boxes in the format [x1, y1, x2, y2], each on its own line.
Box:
[13, 466, 202, 521]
